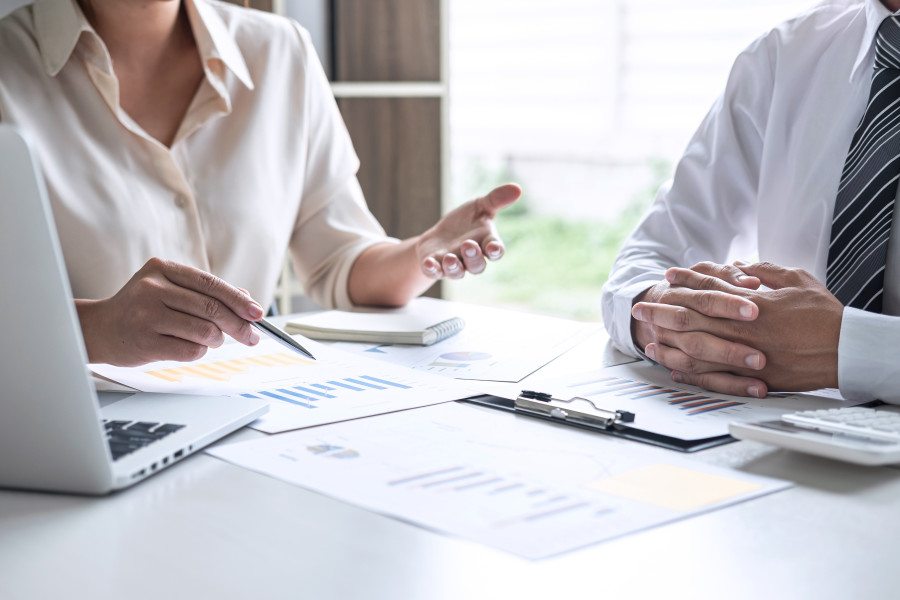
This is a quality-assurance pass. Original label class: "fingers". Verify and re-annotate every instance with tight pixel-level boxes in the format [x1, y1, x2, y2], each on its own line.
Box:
[666, 267, 737, 293]
[420, 254, 465, 279]
[483, 238, 505, 261]
[689, 260, 761, 290]
[663, 269, 758, 320]
[441, 254, 465, 279]
[422, 256, 442, 279]
[146, 332, 211, 363]
[476, 183, 521, 218]
[734, 261, 809, 290]
[634, 291, 756, 325]
[671, 370, 768, 399]
[157, 282, 259, 347]
[153, 258, 264, 321]
[474, 204, 506, 261]
[644, 330, 765, 372]
[421, 240, 495, 279]
[155, 309, 224, 349]
[460, 240, 487, 274]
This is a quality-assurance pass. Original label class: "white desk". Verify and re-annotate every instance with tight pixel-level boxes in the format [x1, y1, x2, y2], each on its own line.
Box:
[3, 330, 900, 600]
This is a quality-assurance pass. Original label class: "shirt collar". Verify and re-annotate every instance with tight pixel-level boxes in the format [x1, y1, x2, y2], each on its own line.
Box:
[851, 0, 895, 81]
[186, 0, 255, 91]
[31, 0, 254, 91]
[33, 0, 95, 77]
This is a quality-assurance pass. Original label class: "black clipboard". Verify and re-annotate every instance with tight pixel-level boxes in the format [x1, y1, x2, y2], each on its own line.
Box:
[464, 392, 733, 453]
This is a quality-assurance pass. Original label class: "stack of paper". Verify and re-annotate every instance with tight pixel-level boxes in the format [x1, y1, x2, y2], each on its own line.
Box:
[209, 402, 790, 559]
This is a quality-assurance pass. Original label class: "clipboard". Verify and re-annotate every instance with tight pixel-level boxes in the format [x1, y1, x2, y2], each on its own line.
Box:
[465, 390, 733, 452]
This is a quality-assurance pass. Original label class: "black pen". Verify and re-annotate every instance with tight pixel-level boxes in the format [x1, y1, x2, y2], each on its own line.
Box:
[250, 318, 316, 360]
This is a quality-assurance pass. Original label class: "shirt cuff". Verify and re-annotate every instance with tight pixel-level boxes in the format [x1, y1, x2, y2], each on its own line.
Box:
[838, 307, 900, 403]
[610, 280, 658, 359]
[332, 237, 401, 311]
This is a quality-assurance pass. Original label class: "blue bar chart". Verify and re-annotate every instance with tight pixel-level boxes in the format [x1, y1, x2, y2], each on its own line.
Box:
[242, 375, 414, 410]
[91, 338, 474, 434]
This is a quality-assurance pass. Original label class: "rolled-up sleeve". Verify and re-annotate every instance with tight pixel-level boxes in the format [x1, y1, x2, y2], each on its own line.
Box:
[287, 23, 396, 309]
[290, 175, 397, 309]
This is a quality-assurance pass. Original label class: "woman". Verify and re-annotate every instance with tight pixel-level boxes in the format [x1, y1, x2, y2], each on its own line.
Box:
[0, 0, 520, 366]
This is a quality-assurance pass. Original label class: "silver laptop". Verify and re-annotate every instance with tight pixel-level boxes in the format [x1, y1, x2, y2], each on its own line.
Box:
[0, 124, 269, 494]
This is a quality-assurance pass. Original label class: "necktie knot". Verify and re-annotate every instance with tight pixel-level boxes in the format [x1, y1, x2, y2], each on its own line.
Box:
[875, 15, 900, 69]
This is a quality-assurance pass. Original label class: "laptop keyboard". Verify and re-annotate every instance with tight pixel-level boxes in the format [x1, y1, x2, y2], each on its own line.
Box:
[103, 419, 185, 461]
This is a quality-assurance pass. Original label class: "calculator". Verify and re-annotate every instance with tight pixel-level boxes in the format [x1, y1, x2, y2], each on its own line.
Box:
[729, 405, 900, 466]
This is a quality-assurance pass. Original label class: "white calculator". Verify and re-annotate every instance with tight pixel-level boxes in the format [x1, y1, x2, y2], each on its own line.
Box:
[729, 405, 900, 466]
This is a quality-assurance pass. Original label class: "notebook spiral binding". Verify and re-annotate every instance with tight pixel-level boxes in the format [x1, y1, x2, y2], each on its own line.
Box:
[429, 317, 466, 343]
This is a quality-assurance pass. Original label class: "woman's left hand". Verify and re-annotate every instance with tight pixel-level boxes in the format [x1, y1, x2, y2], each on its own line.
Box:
[416, 183, 522, 280]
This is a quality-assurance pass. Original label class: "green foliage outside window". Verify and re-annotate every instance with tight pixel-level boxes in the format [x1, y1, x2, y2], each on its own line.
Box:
[445, 159, 671, 323]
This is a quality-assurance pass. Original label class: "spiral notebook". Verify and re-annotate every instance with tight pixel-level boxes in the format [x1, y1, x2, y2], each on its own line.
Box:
[285, 311, 465, 346]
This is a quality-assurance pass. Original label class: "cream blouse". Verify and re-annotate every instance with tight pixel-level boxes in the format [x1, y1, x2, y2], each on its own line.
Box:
[0, 0, 393, 310]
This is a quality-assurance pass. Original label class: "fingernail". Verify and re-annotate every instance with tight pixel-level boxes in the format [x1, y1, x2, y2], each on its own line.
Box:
[645, 345, 656, 360]
[748, 385, 762, 398]
[734, 260, 748, 266]
[672, 371, 684, 383]
[666, 271, 676, 283]
[739, 304, 753, 319]
[249, 329, 260, 345]
[745, 353, 760, 369]
[633, 306, 643, 320]
[464, 246, 477, 258]
[249, 302, 264, 319]
[447, 263, 459, 272]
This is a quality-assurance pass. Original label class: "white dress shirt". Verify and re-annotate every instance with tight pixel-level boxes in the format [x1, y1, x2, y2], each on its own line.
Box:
[0, 0, 393, 311]
[601, 0, 900, 402]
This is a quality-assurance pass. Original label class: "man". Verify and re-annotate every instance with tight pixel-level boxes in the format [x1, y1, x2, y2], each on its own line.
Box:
[601, 0, 900, 403]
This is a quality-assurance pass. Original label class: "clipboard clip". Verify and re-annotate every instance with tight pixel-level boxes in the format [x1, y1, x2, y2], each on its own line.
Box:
[515, 390, 636, 430]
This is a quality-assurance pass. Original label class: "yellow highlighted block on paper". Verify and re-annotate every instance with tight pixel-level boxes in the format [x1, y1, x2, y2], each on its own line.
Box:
[584, 464, 761, 511]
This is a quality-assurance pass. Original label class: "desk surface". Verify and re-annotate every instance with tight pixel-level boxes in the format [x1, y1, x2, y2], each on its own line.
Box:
[3, 329, 899, 600]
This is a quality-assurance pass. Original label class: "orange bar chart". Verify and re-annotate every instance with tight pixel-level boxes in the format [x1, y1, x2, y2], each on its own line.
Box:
[147, 352, 313, 383]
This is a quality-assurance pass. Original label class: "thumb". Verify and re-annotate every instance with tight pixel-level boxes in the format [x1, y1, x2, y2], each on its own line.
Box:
[478, 183, 521, 217]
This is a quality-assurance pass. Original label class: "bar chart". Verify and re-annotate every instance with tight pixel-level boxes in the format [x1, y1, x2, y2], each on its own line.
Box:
[147, 352, 314, 383]
[570, 375, 746, 416]
[209, 402, 789, 559]
[241, 374, 413, 410]
[533, 362, 856, 441]
[91, 339, 476, 433]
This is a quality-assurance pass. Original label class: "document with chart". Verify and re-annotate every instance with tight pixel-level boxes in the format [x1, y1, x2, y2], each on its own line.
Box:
[326, 298, 600, 382]
[90, 338, 478, 434]
[519, 361, 864, 441]
[208, 402, 790, 559]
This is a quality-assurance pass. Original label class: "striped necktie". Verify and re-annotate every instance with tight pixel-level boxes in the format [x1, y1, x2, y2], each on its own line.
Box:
[826, 15, 900, 313]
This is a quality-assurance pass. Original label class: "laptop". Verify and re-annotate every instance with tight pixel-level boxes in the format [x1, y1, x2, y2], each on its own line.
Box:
[0, 124, 269, 495]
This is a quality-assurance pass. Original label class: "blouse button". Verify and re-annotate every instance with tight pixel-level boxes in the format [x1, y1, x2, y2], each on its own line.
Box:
[174, 194, 187, 208]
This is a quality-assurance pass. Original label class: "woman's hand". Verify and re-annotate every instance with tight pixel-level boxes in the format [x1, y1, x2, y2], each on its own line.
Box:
[416, 183, 521, 280]
[348, 183, 522, 307]
[76, 258, 264, 366]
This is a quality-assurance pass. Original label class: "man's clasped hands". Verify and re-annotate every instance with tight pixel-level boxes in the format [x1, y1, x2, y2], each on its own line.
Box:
[631, 261, 845, 398]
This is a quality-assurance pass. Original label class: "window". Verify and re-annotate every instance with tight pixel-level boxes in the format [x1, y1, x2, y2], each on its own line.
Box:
[446, 0, 813, 321]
